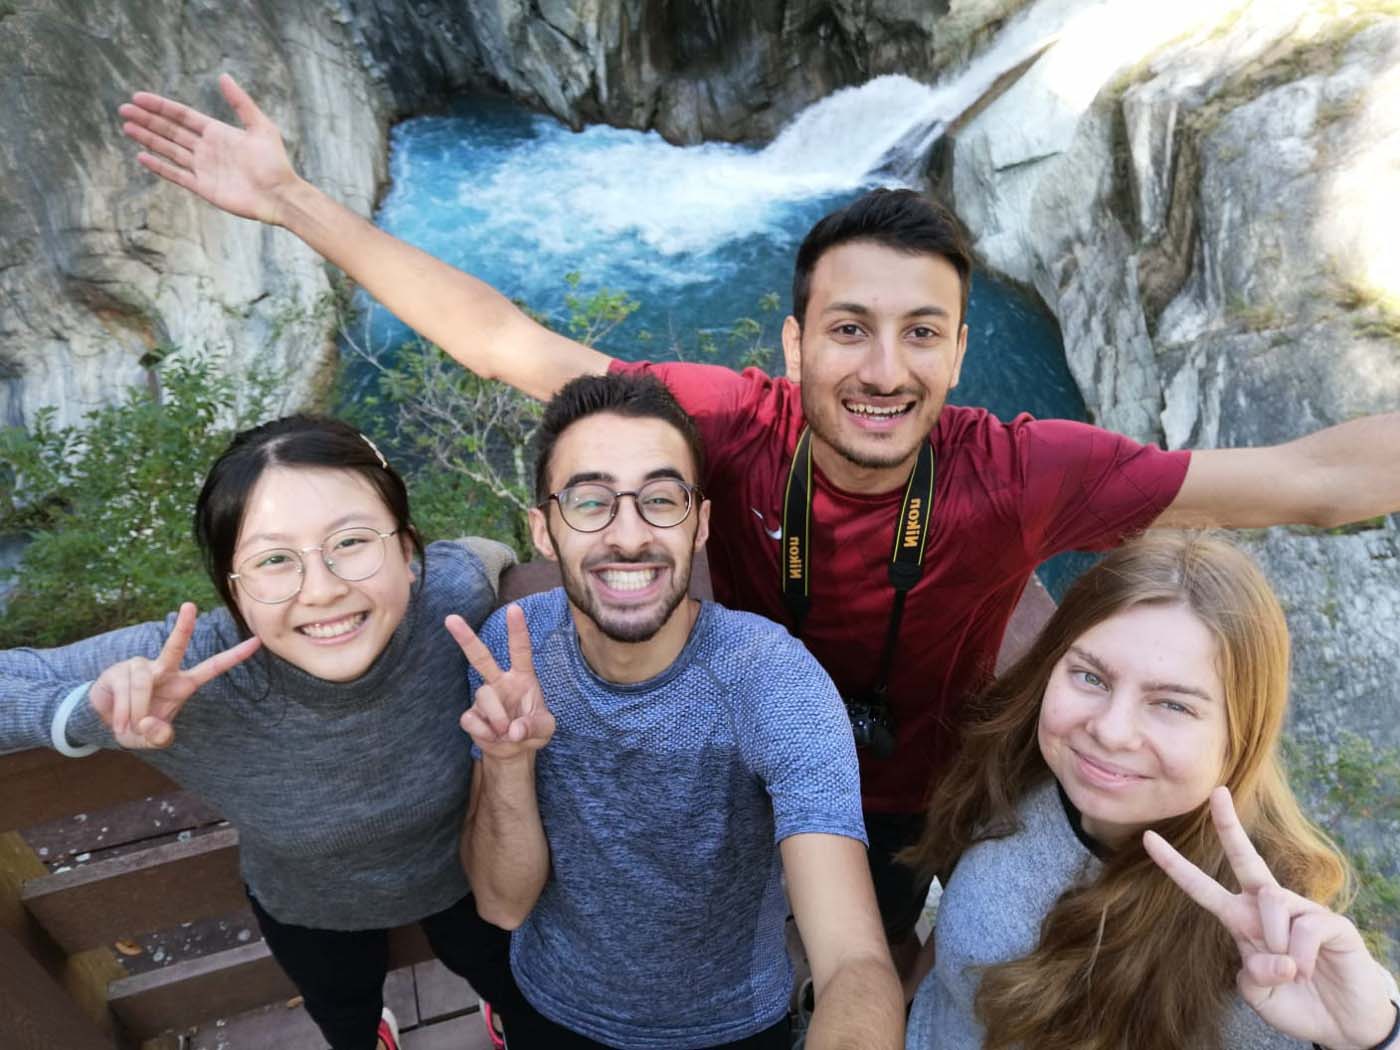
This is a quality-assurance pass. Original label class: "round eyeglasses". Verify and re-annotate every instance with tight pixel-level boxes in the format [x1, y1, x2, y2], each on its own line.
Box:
[229, 526, 400, 605]
[545, 479, 700, 533]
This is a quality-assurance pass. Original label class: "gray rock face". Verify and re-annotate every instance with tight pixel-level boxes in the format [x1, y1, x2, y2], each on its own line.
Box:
[340, 0, 1032, 145]
[0, 0, 387, 432]
[939, 0, 1400, 935]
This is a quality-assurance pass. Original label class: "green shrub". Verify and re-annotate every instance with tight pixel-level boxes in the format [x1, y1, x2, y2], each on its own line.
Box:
[1285, 731, 1400, 968]
[0, 356, 269, 647]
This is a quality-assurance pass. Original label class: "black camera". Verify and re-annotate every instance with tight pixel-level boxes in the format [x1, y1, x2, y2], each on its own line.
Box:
[844, 693, 896, 759]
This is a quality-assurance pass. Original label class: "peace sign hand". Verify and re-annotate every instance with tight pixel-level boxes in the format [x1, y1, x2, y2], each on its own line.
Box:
[87, 603, 262, 749]
[118, 74, 300, 226]
[1144, 786, 1397, 1050]
[447, 605, 555, 762]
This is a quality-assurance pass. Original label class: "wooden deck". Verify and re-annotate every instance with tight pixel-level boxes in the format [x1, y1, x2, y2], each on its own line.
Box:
[0, 747, 498, 1049]
[176, 959, 493, 1050]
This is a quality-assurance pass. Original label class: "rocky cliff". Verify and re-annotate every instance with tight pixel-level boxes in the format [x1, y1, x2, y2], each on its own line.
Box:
[0, 0, 387, 432]
[937, 0, 1400, 912]
[340, 0, 1031, 145]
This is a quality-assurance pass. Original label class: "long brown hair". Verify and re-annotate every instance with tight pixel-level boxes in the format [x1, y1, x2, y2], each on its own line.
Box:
[904, 531, 1350, 1050]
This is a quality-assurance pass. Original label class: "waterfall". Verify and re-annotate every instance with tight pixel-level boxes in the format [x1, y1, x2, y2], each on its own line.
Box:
[376, 0, 1093, 272]
[756, 0, 1089, 185]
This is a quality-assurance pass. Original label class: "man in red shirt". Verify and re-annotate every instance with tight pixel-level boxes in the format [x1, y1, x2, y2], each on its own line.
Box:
[119, 77, 1400, 974]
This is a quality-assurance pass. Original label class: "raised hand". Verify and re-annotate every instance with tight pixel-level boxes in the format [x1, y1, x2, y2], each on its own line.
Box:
[87, 603, 262, 749]
[447, 605, 555, 761]
[118, 74, 300, 225]
[1144, 786, 1397, 1050]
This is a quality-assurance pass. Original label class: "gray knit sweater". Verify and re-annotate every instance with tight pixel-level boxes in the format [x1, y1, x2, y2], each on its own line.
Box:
[906, 778, 1314, 1050]
[0, 541, 496, 930]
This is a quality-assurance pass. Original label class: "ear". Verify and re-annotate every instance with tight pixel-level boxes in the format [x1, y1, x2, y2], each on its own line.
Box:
[949, 323, 969, 390]
[528, 506, 559, 563]
[781, 315, 803, 382]
[692, 498, 711, 554]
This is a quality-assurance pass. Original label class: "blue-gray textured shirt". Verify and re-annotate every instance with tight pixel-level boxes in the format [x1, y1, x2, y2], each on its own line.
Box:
[0, 541, 495, 930]
[470, 590, 866, 1050]
[906, 777, 1336, 1050]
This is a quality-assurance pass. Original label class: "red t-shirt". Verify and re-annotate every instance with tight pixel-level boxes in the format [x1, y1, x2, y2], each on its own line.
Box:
[611, 360, 1191, 812]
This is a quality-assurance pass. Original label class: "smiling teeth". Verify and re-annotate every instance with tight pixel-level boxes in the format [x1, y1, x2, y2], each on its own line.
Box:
[847, 403, 910, 416]
[600, 569, 658, 591]
[300, 613, 365, 639]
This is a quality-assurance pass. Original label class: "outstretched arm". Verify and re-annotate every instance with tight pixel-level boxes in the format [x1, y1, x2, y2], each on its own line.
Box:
[1156, 413, 1400, 529]
[449, 608, 553, 928]
[119, 75, 611, 402]
[783, 833, 904, 1050]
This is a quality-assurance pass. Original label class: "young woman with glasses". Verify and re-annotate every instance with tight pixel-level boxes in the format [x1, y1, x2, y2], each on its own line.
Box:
[901, 532, 1398, 1050]
[0, 414, 517, 1050]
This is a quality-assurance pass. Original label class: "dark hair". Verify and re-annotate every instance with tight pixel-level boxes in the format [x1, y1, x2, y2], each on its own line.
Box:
[533, 373, 706, 502]
[193, 415, 424, 635]
[791, 188, 973, 329]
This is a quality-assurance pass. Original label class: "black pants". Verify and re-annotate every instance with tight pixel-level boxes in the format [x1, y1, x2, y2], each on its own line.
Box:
[864, 811, 935, 942]
[248, 891, 511, 1050]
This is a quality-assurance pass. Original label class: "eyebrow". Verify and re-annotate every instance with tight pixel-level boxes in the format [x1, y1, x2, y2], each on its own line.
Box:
[560, 466, 689, 489]
[821, 302, 953, 320]
[1067, 646, 1217, 703]
[240, 513, 370, 548]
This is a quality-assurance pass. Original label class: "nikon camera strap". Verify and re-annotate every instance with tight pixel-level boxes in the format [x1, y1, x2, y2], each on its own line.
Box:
[780, 426, 935, 694]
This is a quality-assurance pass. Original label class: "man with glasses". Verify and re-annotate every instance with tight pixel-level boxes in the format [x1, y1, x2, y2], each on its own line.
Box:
[445, 373, 903, 1050]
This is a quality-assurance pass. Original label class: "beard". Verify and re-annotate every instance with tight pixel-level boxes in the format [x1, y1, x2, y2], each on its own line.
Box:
[799, 382, 936, 472]
[552, 541, 694, 645]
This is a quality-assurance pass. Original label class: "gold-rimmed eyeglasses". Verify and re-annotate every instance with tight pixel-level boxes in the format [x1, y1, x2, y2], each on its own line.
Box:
[229, 527, 400, 605]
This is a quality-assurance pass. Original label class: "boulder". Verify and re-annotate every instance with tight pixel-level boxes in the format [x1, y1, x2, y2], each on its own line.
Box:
[0, 0, 388, 432]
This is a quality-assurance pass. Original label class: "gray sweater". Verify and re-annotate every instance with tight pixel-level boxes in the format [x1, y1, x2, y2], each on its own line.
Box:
[0, 540, 496, 930]
[906, 778, 1313, 1050]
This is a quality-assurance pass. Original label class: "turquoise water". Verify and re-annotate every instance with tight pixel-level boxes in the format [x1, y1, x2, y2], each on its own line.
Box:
[352, 96, 1093, 594]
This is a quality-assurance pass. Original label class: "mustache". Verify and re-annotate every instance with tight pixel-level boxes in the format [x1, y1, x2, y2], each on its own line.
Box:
[839, 384, 922, 399]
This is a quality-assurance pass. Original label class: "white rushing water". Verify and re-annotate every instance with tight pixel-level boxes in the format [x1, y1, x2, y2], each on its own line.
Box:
[378, 0, 1094, 269]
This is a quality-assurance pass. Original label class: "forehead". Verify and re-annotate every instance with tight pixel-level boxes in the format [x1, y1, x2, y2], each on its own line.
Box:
[806, 240, 962, 318]
[238, 466, 387, 543]
[1073, 603, 1222, 691]
[547, 413, 697, 487]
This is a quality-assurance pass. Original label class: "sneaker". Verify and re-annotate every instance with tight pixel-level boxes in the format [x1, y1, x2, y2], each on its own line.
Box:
[482, 1000, 507, 1050]
[377, 1006, 401, 1050]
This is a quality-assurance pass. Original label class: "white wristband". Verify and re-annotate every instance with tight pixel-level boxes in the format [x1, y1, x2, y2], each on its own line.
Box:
[50, 683, 100, 758]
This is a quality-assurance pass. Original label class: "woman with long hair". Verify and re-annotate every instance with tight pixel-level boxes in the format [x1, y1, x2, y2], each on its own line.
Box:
[903, 531, 1398, 1050]
[0, 415, 514, 1050]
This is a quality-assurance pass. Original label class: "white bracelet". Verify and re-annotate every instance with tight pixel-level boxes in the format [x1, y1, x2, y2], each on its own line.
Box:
[50, 683, 100, 758]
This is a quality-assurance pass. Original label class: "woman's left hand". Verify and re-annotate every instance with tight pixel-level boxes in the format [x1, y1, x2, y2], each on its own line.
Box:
[1144, 786, 1396, 1050]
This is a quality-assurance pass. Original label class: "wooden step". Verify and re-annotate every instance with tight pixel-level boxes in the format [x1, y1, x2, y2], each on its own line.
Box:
[21, 826, 242, 955]
[107, 921, 435, 1037]
[0, 748, 176, 833]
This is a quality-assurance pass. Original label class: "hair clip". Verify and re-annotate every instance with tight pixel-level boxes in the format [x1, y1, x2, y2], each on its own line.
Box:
[360, 433, 389, 470]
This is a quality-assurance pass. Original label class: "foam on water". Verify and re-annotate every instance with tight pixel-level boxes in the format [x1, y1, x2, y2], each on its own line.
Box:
[370, 0, 1097, 303]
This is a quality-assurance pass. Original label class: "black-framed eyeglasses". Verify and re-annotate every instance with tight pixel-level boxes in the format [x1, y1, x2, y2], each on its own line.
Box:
[229, 526, 401, 605]
[545, 479, 701, 533]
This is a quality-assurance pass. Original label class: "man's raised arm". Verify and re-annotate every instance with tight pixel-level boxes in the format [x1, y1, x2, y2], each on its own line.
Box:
[448, 609, 554, 928]
[782, 833, 904, 1050]
[1156, 412, 1400, 530]
[119, 74, 611, 402]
